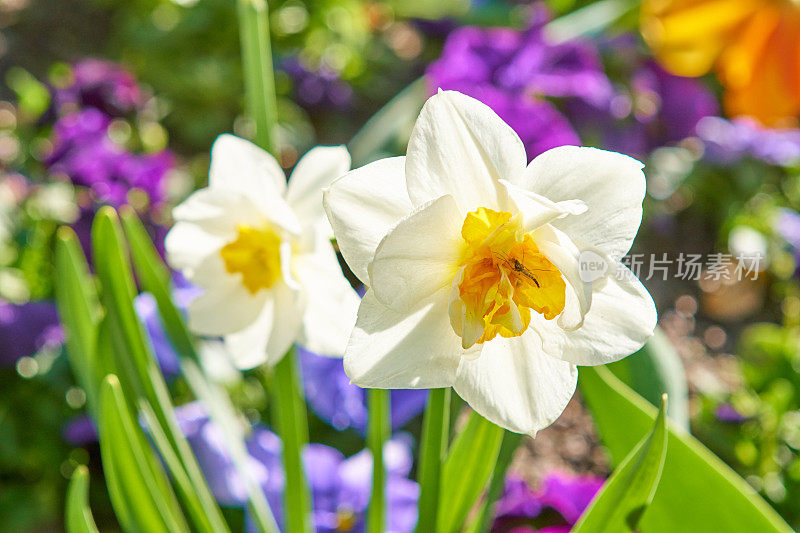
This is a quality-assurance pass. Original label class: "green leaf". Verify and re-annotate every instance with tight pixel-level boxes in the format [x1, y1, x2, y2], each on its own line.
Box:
[272, 350, 313, 533]
[98, 375, 189, 533]
[120, 207, 278, 533]
[542, 0, 638, 44]
[90, 208, 230, 533]
[416, 387, 451, 533]
[573, 395, 668, 532]
[54, 228, 103, 415]
[65, 466, 99, 533]
[580, 366, 792, 533]
[608, 328, 689, 430]
[366, 389, 390, 533]
[464, 432, 523, 533]
[119, 207, 196, 362]
[437, 411, 504, 533]
[348, 78, 428, 166]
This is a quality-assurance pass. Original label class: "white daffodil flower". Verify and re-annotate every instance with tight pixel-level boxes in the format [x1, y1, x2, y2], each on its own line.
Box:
[166, 134, 360, 369]
[323, 90, 657, 435]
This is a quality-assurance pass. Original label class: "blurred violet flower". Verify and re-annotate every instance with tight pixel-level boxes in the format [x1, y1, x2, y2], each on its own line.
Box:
[281, 57, 353, 110]
[491, 473, 604, 532]
[426, 5, 612, 158]
[47, 108, 173, 209]
[299, 347, 428, 432]
[715, 403, 748, 424]
[777, 209, 800, 251]
[174, 402, 418, 532]
[566, 33, 717, 158]
[0, 300, 62, 366]
[55, 59, 142, 117]
[134, 278, 202, 378]
[630, 61, 718, 147]
[696, 116, 800, 167]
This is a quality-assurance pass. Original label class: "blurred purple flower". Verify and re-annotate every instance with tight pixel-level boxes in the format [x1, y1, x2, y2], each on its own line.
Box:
[281, 57, 353, 110]
[777, 209, 800, 251]
[0, 300, 62, 366]
[426, 6, 612, 158]
[299, 347, 428, 432]
[696, 116, 800, 167]
[174, 402, 418, 532]
[56, 59, 142, 117]
[134, 279, 202, 378]
[715, 403, 747, 424]
[565, 34, 717, 158]
[492, 473, 604, 532]
[631, 61, 717, 147]
[47, 109, 172, 208]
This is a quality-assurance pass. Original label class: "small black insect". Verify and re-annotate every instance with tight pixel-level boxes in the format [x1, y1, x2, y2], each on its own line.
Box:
[494, 251, 541, 288]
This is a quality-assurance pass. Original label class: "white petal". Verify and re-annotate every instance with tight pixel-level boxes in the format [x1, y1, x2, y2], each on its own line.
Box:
[222, 280, 304, 369]
[196, 340, 241, 385]
[323, 156, 412, 284]
[534, 266, 657, 366]
[344, 288, 469, 389]
[369, 195, 464, 312]
[521, 146, 646, 260]
[264, 281, 304, 366]
[453, 329, 577, 436]
[209, 135, 301, 235]
[286, 146, 351, 231]
[500, 179, 587, 232]
[294, 239, 360, 357]
[165, 221, 226, 274]
[405, 90, 526, 214]
[210, 134, 287, 197]
[223, 303, 273, 370]
[171, 188, 262, 232]
[532, 225, 592, 331]
[186, 255, 269, 336]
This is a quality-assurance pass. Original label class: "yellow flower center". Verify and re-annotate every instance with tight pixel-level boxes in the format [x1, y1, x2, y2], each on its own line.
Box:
[219, 224, 282, 294]
[335, 508, 357, 531]
[452, 207, 566, 347]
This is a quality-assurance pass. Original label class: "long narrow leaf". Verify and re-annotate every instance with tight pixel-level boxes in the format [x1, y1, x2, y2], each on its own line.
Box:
[183, 360, 280, 533]
[464, 431, 523, 533]
[121, 207, 278, 533]
[65, 466, 99, 533]
[348, 78, 427, 166]
[438, 411, 504, 533]
[608, 328, 689, 430]
[573, 395, 668, 532]
[54, 228, 103, 414]
[98, 375, 188, 533]
[580, 366, 792, 532]
[416, 387, 451, 533]
[91, 208, 229, 533]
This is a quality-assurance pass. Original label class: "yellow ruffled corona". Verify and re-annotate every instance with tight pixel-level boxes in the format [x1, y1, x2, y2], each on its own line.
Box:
[451, 207, 566, 348]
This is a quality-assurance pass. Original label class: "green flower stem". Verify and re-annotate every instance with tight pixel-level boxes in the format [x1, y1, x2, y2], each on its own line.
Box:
[237, 2, 309, 530]
[236, 0, 278, 155]
[272, 349, 312, 533]
[467, 431, 523, 533]
[366, 389, 390, 533]
[416, 387, 452, 532]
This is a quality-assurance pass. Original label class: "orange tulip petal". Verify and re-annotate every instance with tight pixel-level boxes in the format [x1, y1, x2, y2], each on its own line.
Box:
[641, 0, 764, 77]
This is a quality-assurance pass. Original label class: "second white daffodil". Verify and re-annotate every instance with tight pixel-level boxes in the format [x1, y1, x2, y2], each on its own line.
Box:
[166, 134, 360, 369]
[324, 90, 657, 435]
